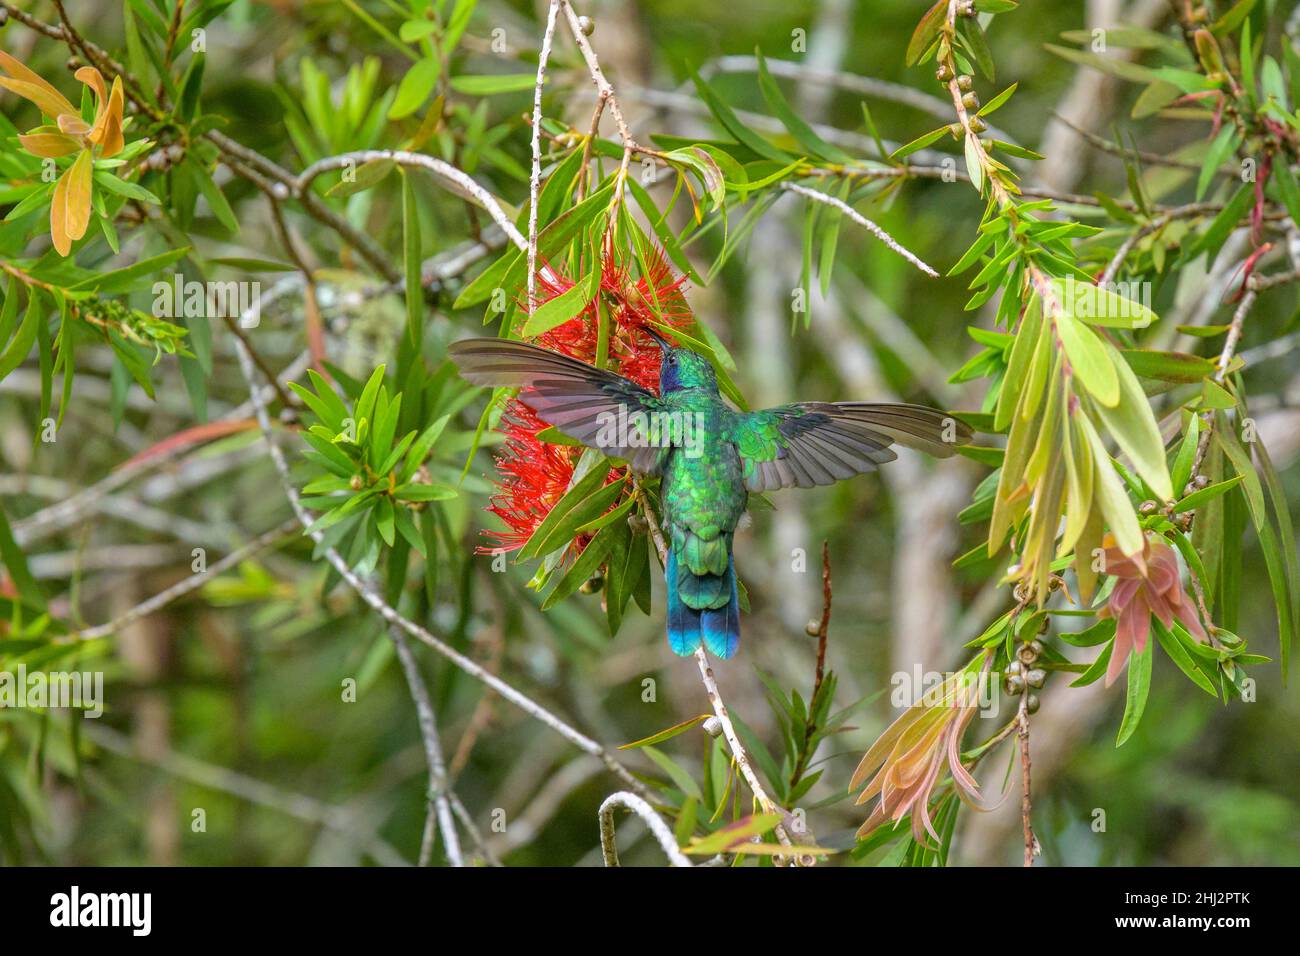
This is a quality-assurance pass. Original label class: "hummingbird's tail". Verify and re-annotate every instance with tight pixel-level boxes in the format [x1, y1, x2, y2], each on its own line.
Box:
[665, 544, 740, 659]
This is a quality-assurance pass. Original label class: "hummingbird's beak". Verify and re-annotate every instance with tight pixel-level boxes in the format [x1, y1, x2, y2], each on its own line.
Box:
[643, 325, 672, 351]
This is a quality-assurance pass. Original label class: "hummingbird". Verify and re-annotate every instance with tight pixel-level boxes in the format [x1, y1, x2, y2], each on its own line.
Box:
[449, 329, 970, 659]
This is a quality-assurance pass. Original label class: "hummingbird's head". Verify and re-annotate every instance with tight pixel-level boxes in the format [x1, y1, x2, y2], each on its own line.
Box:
[644, 326, 715, 392]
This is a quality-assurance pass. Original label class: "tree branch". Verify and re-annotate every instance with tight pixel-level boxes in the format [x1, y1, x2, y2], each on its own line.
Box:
[598, 791, 692, 867]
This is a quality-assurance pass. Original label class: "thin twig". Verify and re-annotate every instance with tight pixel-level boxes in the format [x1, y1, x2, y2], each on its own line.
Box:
[559, 0, 637, 214]
[390, 629, 463, 867]
[293, 150, 527, 252]
[528, 2, 562, 318]
[1216, 288, 1256, 383]
[781, 182, 938, 277]
[598, 791, 692, 867]
[1017, 691, 1036, 867]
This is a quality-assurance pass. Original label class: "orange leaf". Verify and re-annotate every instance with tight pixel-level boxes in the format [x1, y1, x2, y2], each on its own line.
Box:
[0, 77, 80, 123]
[50, 151, 93, 256]
[50, 164, 72, 256]
[96, 77, 125, 157]
[0, 50, 78, 119]
[18, 131, 81, 158]
[64, 150, 93, 242]
[57, 113, 91, 136]
[74, 66, 107, 104]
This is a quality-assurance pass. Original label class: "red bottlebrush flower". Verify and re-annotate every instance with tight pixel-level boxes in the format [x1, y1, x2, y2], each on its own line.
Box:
[1097, 534, 1208, 687]
[478, 243, 691, 557]
[851, 660, 990, 845]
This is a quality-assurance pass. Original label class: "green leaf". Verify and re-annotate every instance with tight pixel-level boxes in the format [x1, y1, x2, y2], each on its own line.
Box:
[1053, 276, 1157, 330]
[1091, 339, 1173, 500]
[516, 463, 610, 560]
[1152, 620, 1219, 698]
[1044, 44, 1162, 84]
[907, 1, 947, 66]
[0, 293, 41, 381]
[754, 50, 850, 163]
[891, 125, 949, 161]
[642, 745, 704, 801]
[326, 158, 396, 198]
[520, 265, 598, 337]
[191, 160, 239, 234]
[93, 172, 161, 205]
[1197, 125, 1236, 201]
[1056, 312, 1119, 406]
[690, 67, 793, 164]
[393, 482, 458, 501]
[70, 248, 190, 293]
[1172, 475, 1242, 512]
[978, 82, 1018, 116]
[389, 57, 441, 120]
[400, 415, 449, 482]
[1115, 638, 1152, 746]
[449, 74, 537, 95]
[618, 714, 712, 750]
[1071, 639, 1114, 687]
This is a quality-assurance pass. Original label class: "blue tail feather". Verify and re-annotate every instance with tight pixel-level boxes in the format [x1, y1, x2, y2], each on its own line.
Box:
[700, 554, 740, 659]
[666, 548, 740, 659]
[665, 549, 703, 655]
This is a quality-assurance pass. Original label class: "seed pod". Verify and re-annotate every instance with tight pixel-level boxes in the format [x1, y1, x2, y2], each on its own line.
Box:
[703, 716, 723, 738]
[957, 74, 974, 91]
[1026, 668, 1047, 688]
[1195, 474, 1210, 488]
[1026, 694, 1041, 714]
[969, 117, 988, 133]
[579, 574, 604, 594]
[962, 91, 980, 111]
[1003, 674, 1025, 696]
[936, 64, 953, 83]
[1006, 660, 1023, 676]
[1139, 500, 1158, 514]
[349, 475, 364, 491]
[805, 620, 821, 637]
[577, 15, 595, 36]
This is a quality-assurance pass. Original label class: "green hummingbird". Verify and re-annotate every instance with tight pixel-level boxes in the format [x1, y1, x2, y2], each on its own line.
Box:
[450, 330, 970, 659]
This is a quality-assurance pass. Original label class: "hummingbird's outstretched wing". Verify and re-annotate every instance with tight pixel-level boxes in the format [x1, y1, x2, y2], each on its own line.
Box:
[448, 338, 671, 473]
[728, 402, 971, 492]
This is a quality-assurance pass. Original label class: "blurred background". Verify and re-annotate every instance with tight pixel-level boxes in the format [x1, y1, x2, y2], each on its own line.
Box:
[0, 0, 1296, 865]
